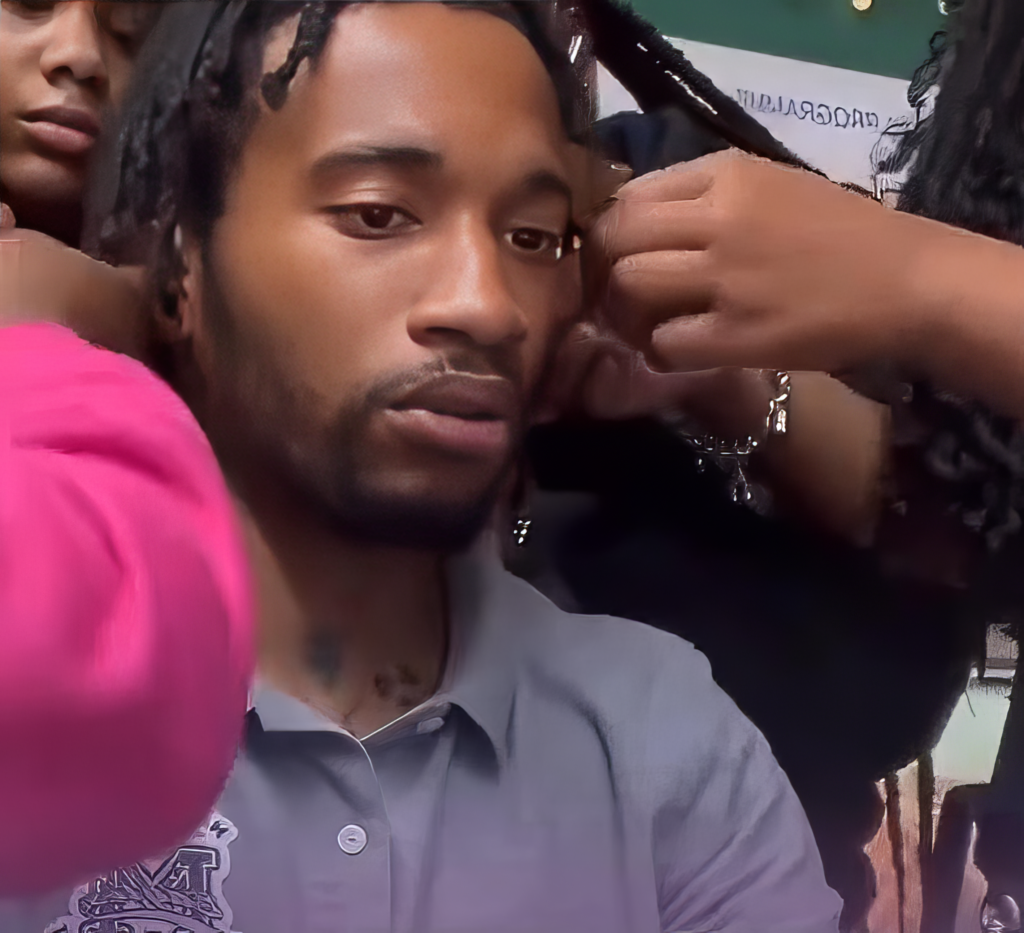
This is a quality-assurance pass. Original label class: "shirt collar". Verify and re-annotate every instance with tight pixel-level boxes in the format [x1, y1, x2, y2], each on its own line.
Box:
[249, 531, 523, 768]
[438, 532, 522, 767]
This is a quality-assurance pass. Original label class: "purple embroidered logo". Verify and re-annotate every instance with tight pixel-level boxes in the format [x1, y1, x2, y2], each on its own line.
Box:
[45, 813, 239, 933]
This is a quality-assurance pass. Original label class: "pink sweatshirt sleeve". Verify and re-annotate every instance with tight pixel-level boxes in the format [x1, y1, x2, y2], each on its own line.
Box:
[0, 323, 254, 896]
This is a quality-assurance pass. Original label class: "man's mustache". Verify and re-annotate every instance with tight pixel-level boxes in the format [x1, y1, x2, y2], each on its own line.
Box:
[361, 353, 524, 413]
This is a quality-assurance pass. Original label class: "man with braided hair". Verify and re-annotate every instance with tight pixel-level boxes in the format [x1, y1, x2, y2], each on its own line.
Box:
[2, 3, 840, 932]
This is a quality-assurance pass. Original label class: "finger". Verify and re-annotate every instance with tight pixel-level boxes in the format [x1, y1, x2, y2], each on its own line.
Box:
[647, 313, 750, 372]
[583, 354, 718, 420]
[646, 312, 809, 373]
[614, 159, 714, 204]
[601, 249, 716, 348]
[534, 322, 616, 421]
[0, 203, 15, 229]
[613, 148, 758, 203]
[591, 198, 716, 264]
[591, 159, 634, 206]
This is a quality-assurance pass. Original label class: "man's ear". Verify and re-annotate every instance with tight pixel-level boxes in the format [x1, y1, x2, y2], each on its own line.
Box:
[159, 223, 204, 341]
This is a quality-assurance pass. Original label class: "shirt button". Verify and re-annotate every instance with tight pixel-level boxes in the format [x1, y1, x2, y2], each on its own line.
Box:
[337, 824, 368, 855]
[416, 716, 445, 735]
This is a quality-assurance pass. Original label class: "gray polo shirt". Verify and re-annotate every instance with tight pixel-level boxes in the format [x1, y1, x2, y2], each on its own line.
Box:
[5, 547, 841, 933]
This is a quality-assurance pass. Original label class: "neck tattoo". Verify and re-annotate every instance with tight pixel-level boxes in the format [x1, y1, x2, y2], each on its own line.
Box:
[374, 664, 431, 709]
[307, 630, 342, 686]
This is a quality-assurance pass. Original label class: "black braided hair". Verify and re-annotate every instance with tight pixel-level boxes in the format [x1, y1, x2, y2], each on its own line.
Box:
[259, 2, 334, 110]
[96, 1, 340, 283]
[97, 1, 594, 293]
[869, 0, 1024, 630]
[576, 0, 811, 170]
[895, 0, 1024, 243]
[97, 0, 809, 322]
[869, 29, 952, 198]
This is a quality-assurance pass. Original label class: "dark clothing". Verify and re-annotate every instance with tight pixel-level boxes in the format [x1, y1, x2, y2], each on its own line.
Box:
[515, 420, 976, 929]
[510, 110, 982, 930]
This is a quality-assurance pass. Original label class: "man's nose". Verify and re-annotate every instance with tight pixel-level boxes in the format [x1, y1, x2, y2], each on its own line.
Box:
[39, 2, 109, 92]
[406, 223, 528, 352]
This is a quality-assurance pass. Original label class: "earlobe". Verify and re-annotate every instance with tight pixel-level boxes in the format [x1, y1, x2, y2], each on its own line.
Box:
[164, 224, 202, 340]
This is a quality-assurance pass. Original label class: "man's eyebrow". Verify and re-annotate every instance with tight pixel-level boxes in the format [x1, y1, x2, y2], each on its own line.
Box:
[309, 146, 444, 181]
[520, 170, 574, 207]
[309, 149, 574, 206]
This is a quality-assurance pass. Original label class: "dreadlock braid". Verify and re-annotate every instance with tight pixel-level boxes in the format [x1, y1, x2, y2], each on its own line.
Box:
[260, 2, 339, 110]
[98, 0, 597, 272]
[896, 0, 1024, 244]
[98, 0, 796, 303]
[98, 3, 344, 272]
[577, 0, 809, 170]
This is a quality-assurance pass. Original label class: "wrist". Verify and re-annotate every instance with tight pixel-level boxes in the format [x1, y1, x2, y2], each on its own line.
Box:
[672, 368, 777, 440]
[759, 372, 890, 545]
[899, 221, 1024, 418]
[896, 221, 960, 379]
[895, 216, 1020, 382]
[673, 370, 791, 513]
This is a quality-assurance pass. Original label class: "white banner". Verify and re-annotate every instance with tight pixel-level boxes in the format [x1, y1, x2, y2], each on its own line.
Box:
[598, 39, 917, 190]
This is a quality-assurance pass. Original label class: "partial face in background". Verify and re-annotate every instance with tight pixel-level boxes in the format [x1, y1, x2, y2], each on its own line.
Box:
[179, 3, 588, 549]
[0, 0, 159, 242]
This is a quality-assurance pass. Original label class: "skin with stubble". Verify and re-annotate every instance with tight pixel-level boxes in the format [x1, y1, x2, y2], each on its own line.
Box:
[166, 4, 590, 737]
[0, 0, 159, 245]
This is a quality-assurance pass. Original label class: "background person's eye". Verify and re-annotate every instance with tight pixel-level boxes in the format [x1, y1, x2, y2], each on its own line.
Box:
[96, 2, 161, 51]
[2, 0, 57, 19]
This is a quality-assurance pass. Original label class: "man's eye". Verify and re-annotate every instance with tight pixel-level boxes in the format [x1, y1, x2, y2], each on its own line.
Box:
[509, 229, 557, 253]
[507, 227, 581, 261]
[327, 204, 419, 239]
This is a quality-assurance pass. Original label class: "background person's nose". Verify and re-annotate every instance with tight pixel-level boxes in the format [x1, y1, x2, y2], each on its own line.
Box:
[39, 2, 108, 91]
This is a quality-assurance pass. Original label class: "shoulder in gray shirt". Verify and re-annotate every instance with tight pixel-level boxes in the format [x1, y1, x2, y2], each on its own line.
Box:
[7, 551, 841, 933]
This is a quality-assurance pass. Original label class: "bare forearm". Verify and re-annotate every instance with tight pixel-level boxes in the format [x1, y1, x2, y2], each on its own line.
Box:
[905, 226, 1024, 419]
[0, 228, 148, 359]
[753, 373, 888, 545]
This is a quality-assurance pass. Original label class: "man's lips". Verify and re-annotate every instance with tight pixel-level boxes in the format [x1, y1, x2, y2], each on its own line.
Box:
[392, 373, 518, 421]
[383, 373, 518, 458]
[22, 106, 101, 157]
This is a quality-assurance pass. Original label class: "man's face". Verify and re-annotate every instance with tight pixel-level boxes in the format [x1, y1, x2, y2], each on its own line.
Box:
[0, 0, 158, 239]
[183, 4, 588, 549]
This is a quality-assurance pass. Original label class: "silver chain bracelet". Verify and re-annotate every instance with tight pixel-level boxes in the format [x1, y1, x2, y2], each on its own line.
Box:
[674, 372, 791, 514]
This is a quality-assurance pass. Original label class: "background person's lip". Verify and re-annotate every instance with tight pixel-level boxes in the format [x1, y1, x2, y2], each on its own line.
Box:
[24, 106, 101, 137]
[22, 107, 101, 157]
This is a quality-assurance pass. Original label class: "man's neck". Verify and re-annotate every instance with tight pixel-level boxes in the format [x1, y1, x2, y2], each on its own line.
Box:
[240, 496, 450, 739]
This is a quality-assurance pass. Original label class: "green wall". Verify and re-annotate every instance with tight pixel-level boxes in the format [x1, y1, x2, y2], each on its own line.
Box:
[628, 0, 948, 79]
